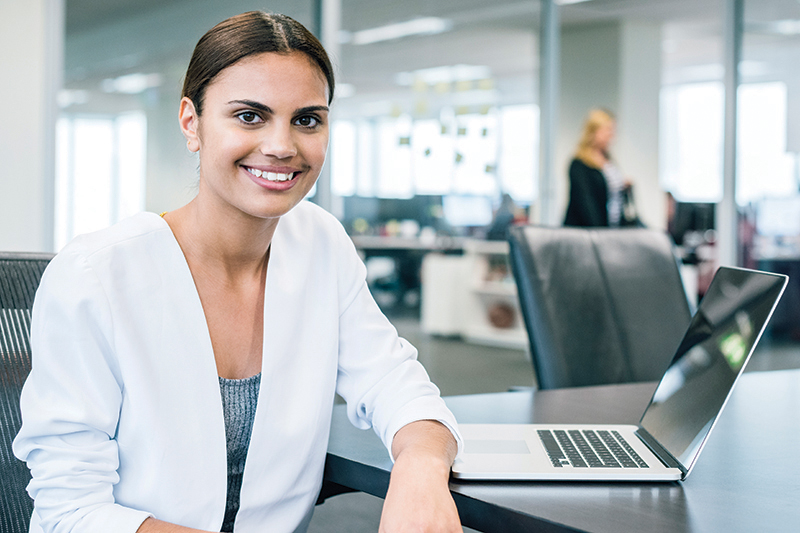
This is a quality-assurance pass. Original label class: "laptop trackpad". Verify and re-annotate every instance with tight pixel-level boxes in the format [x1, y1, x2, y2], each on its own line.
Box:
[465, 439, 530, 454]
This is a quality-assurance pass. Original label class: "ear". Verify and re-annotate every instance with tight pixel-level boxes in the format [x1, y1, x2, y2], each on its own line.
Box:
[179, 97, 200, 153]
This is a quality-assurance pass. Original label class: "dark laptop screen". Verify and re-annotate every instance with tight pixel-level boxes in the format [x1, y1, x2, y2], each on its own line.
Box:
[640, 267, 787, 472]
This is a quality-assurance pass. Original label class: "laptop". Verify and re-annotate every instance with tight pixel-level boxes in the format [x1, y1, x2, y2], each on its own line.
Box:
[451, 266, 788, 481]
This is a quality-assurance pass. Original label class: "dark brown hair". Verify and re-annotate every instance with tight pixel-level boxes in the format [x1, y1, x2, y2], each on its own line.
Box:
[182, 11, 335, 115]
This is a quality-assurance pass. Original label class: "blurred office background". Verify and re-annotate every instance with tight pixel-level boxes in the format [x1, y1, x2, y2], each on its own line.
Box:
[5, 0, 800, 378]
[5, 1, 800, 530]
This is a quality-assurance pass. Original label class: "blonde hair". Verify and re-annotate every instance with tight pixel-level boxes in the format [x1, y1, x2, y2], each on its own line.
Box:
[575, 108, 615, 169]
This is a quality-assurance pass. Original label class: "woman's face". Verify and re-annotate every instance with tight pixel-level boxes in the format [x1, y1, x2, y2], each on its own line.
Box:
[593, 121, 615, 152]
[180, 51, 330, 221]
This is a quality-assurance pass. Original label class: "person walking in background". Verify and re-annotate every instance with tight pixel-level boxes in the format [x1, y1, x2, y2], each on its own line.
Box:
[564, 108, 637, 227]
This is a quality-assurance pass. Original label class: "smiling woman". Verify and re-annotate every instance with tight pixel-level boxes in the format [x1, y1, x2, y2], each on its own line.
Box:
[178, 51, 330, 223]
[13, 11, 462, 533]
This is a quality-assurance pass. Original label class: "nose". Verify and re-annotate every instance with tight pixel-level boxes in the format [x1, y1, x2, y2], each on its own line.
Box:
[260, 123, 297, 160]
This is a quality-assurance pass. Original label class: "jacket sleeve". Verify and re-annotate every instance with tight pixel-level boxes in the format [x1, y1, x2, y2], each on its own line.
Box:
[331, 226, 462, 460]
[13, 249, 153, 533]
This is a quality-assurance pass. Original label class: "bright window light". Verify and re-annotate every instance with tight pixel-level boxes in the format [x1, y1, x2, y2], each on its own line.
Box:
[331, 121, 357, 196]
[412, 118, 454, 195]
[660, 82, 724, 202]
[116, 112, 147, 220]
[661, 81, 796, 206]
[737, 82, 794, 205]
[499, 104, 538, 202]
[452, 113, 498, 196]
[357, 121, 376, 196]
[55, 112, 147, 250]
[376, 116, 413, 198]
[333, 104, 540, 205]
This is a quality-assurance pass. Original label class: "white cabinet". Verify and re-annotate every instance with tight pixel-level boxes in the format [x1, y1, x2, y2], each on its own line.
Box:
[421, 239, 528, 350]
[460, 240, 528, 350]
[420, 253, 468, 336]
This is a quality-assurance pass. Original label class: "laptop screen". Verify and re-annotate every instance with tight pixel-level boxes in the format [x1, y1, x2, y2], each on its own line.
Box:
[639, 267, 787, 472]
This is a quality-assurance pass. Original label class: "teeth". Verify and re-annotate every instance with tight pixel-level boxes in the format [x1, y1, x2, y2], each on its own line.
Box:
[246, 167, 294, 181]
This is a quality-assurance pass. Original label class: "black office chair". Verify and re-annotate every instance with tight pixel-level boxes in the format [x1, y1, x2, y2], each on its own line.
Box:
[508, 226, 692, 390]
[1, 252, 53, 533]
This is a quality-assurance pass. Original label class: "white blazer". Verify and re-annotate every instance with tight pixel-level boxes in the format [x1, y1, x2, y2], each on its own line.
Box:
[14, 201, 461, 533]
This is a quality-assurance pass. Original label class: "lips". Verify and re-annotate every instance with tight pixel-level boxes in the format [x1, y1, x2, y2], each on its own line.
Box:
[244, 166, 298, 182]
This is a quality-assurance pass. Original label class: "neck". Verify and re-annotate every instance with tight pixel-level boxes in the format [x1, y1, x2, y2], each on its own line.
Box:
[164, 196, 277, 281]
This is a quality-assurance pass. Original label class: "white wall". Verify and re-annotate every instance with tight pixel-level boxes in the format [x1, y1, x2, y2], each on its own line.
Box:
[617, 21, 664, 229]
[0, 0, 63, 252]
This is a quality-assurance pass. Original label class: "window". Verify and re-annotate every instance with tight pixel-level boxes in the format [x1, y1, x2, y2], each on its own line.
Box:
[55, 112, 147, 250]
[659, 82, 724, 202]
[660, 80, 795, 206]
[330, 103, 538, 203]
[737, 82, 795, 205]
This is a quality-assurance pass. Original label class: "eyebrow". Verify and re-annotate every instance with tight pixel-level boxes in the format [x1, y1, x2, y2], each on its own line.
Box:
[227, 100, 329, 115]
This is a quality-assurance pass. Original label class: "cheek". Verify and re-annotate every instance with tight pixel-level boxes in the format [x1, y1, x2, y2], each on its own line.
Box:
[302, 135, 329, 166]
[200, 130, 252, 166]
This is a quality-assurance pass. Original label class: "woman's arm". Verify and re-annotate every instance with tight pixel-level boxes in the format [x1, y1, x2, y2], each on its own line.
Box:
[379, 420, 461, 533]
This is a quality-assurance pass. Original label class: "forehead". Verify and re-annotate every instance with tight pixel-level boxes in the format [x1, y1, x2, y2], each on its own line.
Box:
[206, 51, 329, 104]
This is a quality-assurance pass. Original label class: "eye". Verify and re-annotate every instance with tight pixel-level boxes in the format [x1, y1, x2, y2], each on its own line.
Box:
[294, 115, 320, 128]
[236, 111, 263, 124]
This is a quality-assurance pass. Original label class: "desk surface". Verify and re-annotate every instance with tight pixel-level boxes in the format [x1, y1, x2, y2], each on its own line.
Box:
[324, 369, 800, 532]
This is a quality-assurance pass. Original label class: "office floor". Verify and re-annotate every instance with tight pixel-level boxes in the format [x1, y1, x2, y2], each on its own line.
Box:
[307, 307, 800, 533]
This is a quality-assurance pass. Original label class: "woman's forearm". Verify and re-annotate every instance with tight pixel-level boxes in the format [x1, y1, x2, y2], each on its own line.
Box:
[391, 419, 458, 466]
[379, 419, 461, 532]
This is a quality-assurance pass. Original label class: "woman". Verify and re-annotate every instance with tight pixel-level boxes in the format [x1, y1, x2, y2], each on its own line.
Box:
[563, 108, 632, 227]
[14, 12, 461, 533]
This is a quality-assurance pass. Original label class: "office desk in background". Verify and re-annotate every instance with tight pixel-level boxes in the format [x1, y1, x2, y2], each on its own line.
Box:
[349, 235, 464, 310]
[323, 369, 800, 533]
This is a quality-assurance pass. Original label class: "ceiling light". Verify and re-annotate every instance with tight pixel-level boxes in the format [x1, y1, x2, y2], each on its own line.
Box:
[349, 17, 453, 45]
[57, 89, 89, 108]
[101, 73, 162, 94]
[766, 19, 800, 35]
[395, 65, 493, 87]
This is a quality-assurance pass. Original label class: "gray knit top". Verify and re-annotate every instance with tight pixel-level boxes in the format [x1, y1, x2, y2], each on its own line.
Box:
[218, 373, 261, 533]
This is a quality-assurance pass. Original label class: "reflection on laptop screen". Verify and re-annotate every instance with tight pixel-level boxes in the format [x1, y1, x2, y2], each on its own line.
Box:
[640, 267, 786, 471]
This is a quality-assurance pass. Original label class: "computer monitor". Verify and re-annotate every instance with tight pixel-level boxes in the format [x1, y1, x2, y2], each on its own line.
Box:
[442, 195, 494, 228]
[341, 195, 443, 232]
[669, 202, 715, 245]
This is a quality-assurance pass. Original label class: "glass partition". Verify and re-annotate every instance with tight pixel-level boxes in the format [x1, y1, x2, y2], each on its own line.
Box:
[740, 0, 800, 343]
[331, 0, 540, 238]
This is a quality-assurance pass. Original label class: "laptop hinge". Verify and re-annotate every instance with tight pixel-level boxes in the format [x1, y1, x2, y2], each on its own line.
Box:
[635, 428, 688, 479]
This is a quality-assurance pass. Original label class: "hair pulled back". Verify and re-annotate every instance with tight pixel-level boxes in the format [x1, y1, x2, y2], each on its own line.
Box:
[182, 11, 335, 115]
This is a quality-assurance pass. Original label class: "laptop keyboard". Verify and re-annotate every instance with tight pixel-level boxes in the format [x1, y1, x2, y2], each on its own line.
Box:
[537, 429, 649, 468]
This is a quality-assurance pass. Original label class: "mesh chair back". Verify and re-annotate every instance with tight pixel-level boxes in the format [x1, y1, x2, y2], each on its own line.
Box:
[509, 226, 692, 390]
[0, 252, 53, 533]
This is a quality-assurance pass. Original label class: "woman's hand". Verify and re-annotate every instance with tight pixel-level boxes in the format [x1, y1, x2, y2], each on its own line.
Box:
[379, 420, 461, 533]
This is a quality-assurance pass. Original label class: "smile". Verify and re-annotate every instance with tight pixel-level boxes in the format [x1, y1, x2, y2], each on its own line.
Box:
[244, 167, 297, 182]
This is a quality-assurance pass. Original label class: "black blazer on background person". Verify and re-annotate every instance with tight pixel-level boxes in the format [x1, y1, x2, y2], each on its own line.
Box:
[564, 158, 609, 227]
